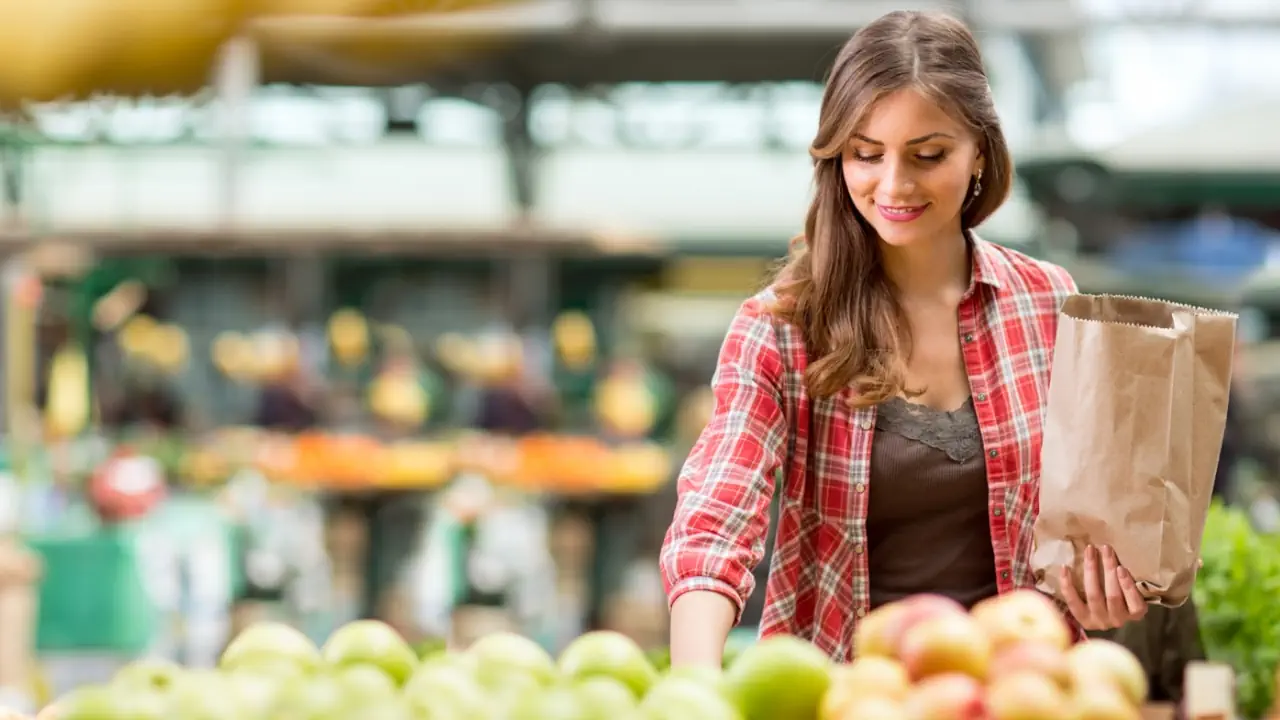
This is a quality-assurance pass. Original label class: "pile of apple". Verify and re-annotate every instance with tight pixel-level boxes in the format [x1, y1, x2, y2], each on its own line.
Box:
[26, 590, 1149, 720]
[31, 618, 776, 720]
[824, 589, 1149, 720]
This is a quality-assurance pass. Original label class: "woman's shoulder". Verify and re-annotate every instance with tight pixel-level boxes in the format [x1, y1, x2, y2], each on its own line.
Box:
[974, 237, 1077, 299]
[725, 287, 805, 358]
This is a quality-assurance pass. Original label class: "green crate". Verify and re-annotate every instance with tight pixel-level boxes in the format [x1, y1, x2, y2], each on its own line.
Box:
[27, 529, 155, 653]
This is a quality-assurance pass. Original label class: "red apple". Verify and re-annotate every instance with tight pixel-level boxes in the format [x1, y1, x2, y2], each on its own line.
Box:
[858, 595, 968, 659]
[854, 603, 910, 658]
[986, 670, 1074, 720]
[1067, 640, 1148, 706]
[835, 696, 908, 720]
[902, 673, 987, 720]
[989, 641, 1071, 689]
[821, 657, 910, 719]
[1071, 682, 1142, 720]
[970, 590, 1072, 652]
[898, 613, 993, 681]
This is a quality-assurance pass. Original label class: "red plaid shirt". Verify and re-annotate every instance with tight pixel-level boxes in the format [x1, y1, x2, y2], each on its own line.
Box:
[660, 237, 1082, 661]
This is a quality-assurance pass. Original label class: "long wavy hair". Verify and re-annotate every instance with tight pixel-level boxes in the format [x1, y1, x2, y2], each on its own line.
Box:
[770, 10, 1013, 407]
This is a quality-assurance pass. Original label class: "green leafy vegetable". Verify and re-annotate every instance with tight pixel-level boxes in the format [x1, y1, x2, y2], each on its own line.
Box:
[1195, 501, 1280, 718]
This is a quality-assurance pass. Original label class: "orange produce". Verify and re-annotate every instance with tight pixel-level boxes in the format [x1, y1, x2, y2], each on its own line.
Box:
[253, 433, 303, 483]
[377, 441, 455, 489]
[603, 442, 672, 494]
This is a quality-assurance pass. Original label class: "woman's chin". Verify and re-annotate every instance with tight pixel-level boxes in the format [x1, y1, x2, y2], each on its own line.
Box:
[874, 226, 930, 248]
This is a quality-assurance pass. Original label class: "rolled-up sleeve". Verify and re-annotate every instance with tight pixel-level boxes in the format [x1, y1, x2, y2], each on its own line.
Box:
[659, 297, 788, 623]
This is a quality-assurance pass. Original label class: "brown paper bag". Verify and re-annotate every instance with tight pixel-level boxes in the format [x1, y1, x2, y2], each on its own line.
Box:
[1032, 294, 1236, 607]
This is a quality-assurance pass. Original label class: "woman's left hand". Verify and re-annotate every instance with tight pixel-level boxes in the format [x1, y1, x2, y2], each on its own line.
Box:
[1058, 544, 1148, 630]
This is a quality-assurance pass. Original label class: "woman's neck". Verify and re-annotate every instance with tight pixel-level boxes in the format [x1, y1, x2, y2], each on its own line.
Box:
[880, 229, 971, 302]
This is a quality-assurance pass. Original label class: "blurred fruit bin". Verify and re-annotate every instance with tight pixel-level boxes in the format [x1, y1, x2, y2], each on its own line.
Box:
[374, 440, 456, 489]
[500, 434, 674, 495]
[250, 431, 672, 495]
[254, 433, 457, 490]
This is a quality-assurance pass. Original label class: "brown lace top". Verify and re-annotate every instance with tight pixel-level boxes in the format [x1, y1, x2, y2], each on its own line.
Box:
[866, 396, 999, 610]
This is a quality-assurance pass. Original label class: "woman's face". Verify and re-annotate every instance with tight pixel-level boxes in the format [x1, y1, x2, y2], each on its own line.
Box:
[841, 88, 984, 248]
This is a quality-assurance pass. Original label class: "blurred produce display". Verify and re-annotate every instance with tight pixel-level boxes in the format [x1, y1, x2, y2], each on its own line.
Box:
[23, 590, 1161, 720]
[26, 426, 672, 496]
[246, 430, 670, 495]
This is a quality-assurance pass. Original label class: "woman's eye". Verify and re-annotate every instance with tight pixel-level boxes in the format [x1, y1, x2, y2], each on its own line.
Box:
[852, 152, 946, 164]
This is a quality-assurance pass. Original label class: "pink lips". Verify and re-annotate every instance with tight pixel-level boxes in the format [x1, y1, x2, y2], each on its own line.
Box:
[877, 204, 928, 222]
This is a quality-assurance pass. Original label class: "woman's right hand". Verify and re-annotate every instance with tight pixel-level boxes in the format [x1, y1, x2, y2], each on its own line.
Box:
[668, 590, 738, 669]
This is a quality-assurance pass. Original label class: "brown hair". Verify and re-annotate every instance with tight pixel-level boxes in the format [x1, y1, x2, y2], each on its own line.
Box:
[770, 10, 1012, 407]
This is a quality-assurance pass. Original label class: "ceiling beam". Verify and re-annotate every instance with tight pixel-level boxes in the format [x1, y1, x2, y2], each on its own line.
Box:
[249, 0, 1280, 40]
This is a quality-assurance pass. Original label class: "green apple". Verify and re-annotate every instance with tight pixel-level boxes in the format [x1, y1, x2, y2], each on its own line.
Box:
[465, 632, 558, 690]
[336, 664, 398, 702]
[575, 676, 639, 720]
[509, 686, 590, 720]
[220, 622, 321, 674]
[169, 670, 245, 720]
[403, 662, 488, 719]
[558, 631, 658, 699]
[640, 677, 743, 720]
[664, 664, 731, 697]
[322, 620, 418, 687]
[224, 670, 284, 719]
[56, 684, 166, 720]
[112, 658, 185, 694]
[270, 674, 351, 720]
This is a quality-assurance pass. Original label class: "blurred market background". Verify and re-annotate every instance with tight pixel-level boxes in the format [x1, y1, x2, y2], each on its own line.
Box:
[4, 0, 1280, 713]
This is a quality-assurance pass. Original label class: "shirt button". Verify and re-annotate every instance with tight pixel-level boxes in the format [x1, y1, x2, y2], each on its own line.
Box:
[988, 449, 998, 458]
[993, 507, 1003, 517]
[856, 607, 867, 618]
[859, 418, 873, 431]
[855, 483, 866, 493]
[976, 392, 987, 401]
[854, 543, 864, 554]
[1001, 570, 1010, 580]
[963, 333, 975, 343]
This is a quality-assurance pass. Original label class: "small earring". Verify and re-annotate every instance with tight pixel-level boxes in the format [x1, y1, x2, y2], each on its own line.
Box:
[973, 171, 983, 198]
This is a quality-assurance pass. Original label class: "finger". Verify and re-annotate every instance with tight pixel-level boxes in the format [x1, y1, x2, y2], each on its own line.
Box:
[1118, 567, 1149, 619]
[1083, 545, 1106, 624]
[1101, 546, 1128, 625]
[1059, 566, 1093, 629]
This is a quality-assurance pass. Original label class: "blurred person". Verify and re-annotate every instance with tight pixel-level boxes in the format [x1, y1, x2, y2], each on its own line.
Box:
[1214, 342, 1280, 504]
[471, 328, 547, 437]
[661, 10, 1147, 667]
[254, 363, 319, 433]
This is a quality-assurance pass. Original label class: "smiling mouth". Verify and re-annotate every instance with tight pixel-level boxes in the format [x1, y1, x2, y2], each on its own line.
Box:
[876, 203, 930, 222]
[879, 205, 927, 215]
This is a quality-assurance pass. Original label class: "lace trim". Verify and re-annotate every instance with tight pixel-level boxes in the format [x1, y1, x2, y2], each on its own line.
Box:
[875, 396, 983, 464]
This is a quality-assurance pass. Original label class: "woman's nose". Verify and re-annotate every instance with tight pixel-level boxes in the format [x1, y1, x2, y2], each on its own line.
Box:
[880, 158, 915, 193]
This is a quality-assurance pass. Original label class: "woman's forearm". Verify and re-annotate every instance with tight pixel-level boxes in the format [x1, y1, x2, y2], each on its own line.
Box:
[669, 590, 738, 668]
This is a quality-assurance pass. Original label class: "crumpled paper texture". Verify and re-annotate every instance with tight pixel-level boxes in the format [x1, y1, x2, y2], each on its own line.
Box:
[1032, 295, 1236, 608]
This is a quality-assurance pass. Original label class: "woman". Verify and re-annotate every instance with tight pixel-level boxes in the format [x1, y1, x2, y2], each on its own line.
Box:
[660, 10, 1148, 667]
